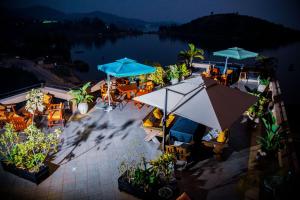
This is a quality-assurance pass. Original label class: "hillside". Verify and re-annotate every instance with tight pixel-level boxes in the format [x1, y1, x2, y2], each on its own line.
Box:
[159, 13, 300, 49]
[4, 5, 160, 31]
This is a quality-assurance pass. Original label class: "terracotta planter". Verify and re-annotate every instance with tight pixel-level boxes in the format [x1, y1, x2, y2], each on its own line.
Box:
[1, 161, 50, 184]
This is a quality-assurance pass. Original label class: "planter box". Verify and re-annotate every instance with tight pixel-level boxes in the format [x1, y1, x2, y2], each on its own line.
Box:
[1, 161, 50, 184]
[118, 172, 178, 200]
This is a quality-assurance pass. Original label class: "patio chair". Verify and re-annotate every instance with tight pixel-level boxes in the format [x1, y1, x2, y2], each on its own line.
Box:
[175, 146, 191, 161]
[201, 129, 230, 161]
[211, 67, 220, 77]
[43, 93, 53, 110]
[47, 102, 64, 127]
[111, 93, 126, 110]
[134, 90, 150, 110]
[165, 145, 176, 154]
[0, 104, 17, 128]
[10, 115, 32, 132]
[116, 78, 129, 86]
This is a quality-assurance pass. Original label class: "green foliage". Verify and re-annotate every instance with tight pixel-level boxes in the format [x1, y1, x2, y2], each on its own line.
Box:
[178, 63, 190, 78]
[118, 153, 175, 192]
[178, 43, 205, 68]
[0, 124, 19, 164]
[257, 112, 283, 153]
[166, 65, 180, 80]
[259, 78, 270, 86]
[247, 95, 270, 119]
[25, 88, 45, 115]
[68, 82, 94, 104]
[138, 74, 148, 83]
[0, 124, 61, 172]
[148, 65, 166, 87]
[149, 153, 175, 183]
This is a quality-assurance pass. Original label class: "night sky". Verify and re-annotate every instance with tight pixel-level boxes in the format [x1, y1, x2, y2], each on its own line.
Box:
[2, 0, 300, 30]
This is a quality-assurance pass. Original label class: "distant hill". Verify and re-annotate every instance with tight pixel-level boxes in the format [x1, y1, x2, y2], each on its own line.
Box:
[4, 5, 167, 31]
[159, 13, 300, 49]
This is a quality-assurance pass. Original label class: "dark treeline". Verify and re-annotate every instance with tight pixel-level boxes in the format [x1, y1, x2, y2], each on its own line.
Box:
[159, 13, 300, 50]
[0, 10, 142, 61]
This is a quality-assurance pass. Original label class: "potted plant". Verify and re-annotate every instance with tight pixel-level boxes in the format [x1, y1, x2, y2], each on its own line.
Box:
[257, 113, 283, 160]
[118, 153, 177, 199]
[68, 82, 94, 114]
[25, 88, 45, 123]
[149, 66, 166, 87]
[178, 63, 190, 80]
[0, 123, 61, 183]
[167, 65, 180, 85]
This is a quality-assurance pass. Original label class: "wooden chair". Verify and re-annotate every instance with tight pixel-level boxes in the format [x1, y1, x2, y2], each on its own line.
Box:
[111, 93, 126, 110]
[175, 146, 191, 161]
[220, 69, 234, 85]
[202, 129, 230, 160]
[0, 104, 17, 128]
[116, 78, 129, 86]
[211, 67, 220, 76]
[134, 90, 149, 110]
[165, 145, 176, 154]
[47, 103, 64, 127]
[43, 93, 53, 109]
[10, 116, 32, 132]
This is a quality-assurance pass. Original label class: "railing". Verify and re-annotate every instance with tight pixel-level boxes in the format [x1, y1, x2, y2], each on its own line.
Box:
[197, 60, 244, 67]
[0, 81, 97, 100]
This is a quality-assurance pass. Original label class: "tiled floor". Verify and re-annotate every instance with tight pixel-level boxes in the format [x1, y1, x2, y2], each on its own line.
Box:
[0, 102, 256, 200]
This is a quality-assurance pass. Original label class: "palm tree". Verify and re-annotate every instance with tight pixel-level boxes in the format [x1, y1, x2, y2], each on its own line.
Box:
[178, 43, 205, 68]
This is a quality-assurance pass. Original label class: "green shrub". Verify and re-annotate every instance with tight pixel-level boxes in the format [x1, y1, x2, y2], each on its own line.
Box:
[149, 66, 166, 87]
[118, 153, 175, 192]
[0, 124, 61, 172]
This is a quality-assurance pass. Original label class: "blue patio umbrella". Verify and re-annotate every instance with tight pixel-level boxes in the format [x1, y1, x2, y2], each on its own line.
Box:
[98, 58, 155, 111]
[213, 47, 258, 74]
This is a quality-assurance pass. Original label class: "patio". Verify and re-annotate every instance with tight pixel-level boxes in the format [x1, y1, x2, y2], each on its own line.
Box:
[0, 99, 258, 200]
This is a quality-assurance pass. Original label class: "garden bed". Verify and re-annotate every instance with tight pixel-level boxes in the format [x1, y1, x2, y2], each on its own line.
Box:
[118, 171, 178, 200]
[1, 161, 50, 184]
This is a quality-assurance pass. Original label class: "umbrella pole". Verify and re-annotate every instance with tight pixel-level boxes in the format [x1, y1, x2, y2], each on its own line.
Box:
[162, 88, 168, 152]
[105, 74, 113, 112]
[223, 57, 229, 74]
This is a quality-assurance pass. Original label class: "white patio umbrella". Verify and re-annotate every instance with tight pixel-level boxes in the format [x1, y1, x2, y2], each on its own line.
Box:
[134, 76, 257, 149]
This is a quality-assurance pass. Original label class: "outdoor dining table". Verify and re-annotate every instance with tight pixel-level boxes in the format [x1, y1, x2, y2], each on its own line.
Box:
[169, 117, 200, 143]
[117, 83, 138, 100]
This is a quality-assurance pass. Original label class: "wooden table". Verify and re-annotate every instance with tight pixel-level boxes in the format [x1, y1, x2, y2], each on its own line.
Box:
[117, 83, 138, 100]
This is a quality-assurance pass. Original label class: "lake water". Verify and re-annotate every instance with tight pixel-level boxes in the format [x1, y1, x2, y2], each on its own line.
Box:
[71, 34, 300, 106]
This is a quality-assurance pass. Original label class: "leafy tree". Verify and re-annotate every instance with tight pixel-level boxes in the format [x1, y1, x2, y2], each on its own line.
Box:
[178, 43, 205, 68]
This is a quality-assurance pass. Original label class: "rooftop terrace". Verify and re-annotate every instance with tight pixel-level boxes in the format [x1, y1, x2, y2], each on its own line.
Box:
[0, 97, 260, 199]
